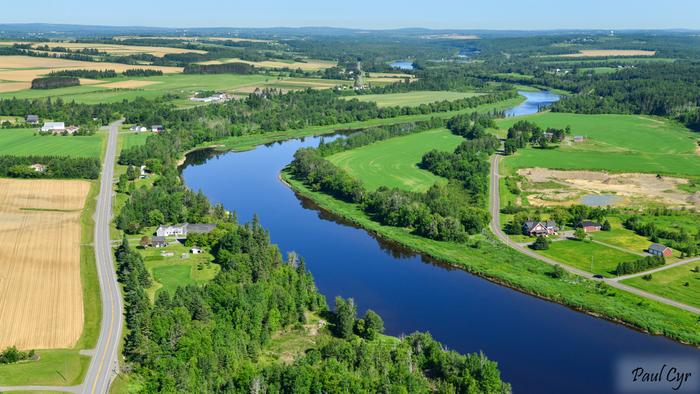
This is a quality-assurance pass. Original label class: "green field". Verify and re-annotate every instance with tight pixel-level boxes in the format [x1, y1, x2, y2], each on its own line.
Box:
[215, 97, 525, 152]
[345, 91, 483, 107]
[121, 132, 150, 150]
[0, 349, 89, 386]
[537, 239, 639, 277]
[579, 67, 619, 74]
[497, 113, 700, 176]
[0, 74, 349, 105]
[283, 171, 700, 345]
[623, 264, 700, 309]
[590, 217, 654, 255]
[0, 128, 105, 158]
[141, 242, 220, 300]
[328, 129, 463, 192]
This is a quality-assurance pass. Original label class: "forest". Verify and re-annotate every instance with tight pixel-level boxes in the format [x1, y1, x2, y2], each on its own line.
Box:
[0, 155, 100, 179]
[30, 76, 80, 90]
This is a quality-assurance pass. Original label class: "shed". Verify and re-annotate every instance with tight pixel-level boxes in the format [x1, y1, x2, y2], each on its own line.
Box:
[577, 220, 602, 233]
[648, 243, 672, 258]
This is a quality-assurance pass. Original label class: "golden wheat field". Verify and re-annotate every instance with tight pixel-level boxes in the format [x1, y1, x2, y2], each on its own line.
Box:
[0, 178, 90, 349]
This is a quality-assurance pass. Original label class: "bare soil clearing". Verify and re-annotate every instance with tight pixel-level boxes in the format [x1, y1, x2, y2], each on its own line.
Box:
[0, 178, 89, 349]
[518, 168, 699, 208]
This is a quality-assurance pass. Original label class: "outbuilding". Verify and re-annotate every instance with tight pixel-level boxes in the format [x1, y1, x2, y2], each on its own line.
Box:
[648, 243, 672, 258]
[190, 247, 203, 254]
[151, 236, 167, 248]
[577, 220, 602, 233]
[26, 115, 39, 124]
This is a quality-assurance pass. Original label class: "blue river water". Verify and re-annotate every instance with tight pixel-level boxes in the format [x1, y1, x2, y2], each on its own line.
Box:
[182, 92, 699, 393]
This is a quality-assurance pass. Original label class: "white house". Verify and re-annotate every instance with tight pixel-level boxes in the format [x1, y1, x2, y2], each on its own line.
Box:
[190, 247, 203, 254]
[156, 224, 187, 237]
[65, 125, 80, 135]
[130, 125, 148, 132]
[41, 122, 65, 133]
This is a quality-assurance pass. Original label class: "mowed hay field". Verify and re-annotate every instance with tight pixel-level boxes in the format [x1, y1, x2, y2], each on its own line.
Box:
[328, 129, 463, 192]
[0, 55, 182, 93]
[0, 178, 89, 349]
[497, 113, 700, 176]
[0, 129, 104, 158]
[345, 91, 483, 107]
[197, 57, 336, 71]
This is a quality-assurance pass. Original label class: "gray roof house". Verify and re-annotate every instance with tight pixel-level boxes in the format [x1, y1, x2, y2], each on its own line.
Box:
[26, 115, 39, 124]
[151, 236, 167, 248]
[523, 220, 559, 236]
[156, 223, 216, 238]
[648, 243, 672, 257]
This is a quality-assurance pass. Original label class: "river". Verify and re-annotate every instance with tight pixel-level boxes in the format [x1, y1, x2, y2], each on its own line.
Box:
[182, 92, 698, 393]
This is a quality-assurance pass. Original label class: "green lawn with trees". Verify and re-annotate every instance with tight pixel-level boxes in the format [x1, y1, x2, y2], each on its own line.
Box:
[328, 128, 463, 192]
[622, 264, 700, 309]
[537, 239, 640, 277]
[497, 113, 700, 176]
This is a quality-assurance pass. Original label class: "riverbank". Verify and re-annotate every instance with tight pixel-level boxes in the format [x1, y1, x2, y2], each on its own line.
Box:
[281, 169, 700, 347]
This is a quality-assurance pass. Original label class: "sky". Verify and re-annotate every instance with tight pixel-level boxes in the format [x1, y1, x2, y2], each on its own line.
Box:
[1, 0, 699, 30]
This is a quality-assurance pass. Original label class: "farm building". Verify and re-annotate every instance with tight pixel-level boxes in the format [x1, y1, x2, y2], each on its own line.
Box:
[151, 125, 164, 132]
[648, 243, 672, 257]
[151, 236, 167, 248]
[577, 220, 602, 233]
[26, 115, 39, 124]
[156, 223, 216, 238]
[29, 163, 46, 173]
[523, 220, 559, 237]
[41, 122, 65, 133]
[130, 125, 148, 132]
[573, 135, 586, 143]
[65, 126, 80, 135]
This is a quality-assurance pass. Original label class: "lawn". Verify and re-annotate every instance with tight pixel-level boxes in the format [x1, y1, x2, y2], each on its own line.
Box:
[344, 91, 484, 107]
[121, 132, 151, 150]
[140, 241, 220, 300]
[0, 128, 105, 158]
[328, 128, 463, 192]
[589, 217, 654, 255]
[0, 349, 89, 386]
[497, 113, 700, 176]
[536, 239, 640, 277]
[622, 264, 700, 309]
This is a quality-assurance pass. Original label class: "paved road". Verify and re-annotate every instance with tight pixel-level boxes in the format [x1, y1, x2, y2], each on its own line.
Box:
[489, 154, 700, 315]
[0, 121, 124, 393]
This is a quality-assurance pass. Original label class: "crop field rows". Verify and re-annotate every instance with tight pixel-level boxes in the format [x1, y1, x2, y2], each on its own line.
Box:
[0, 178, 89, 349]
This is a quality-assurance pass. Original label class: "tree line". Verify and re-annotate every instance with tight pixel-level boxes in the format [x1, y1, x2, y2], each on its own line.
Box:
[0, 155, 100, 179]
[31, 76, 80, 90]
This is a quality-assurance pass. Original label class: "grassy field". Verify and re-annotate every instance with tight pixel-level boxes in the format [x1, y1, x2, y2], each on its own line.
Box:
[590, 217, 654, 255]
[623, 264, 700, 309]
[141, 242, 220, 300]
[579, 67, 619, 74]
[537, 239, 639, 277]
[344, 91, 483, 107]
[283, 171, 700, 346]
[215, 97, 525, 152]
[0, 129, 105, 158]
[0, 349, 89, 386]
[328, 128, 462, 192]
[497, 113, 700, 176]
[121, 132, 151, 150]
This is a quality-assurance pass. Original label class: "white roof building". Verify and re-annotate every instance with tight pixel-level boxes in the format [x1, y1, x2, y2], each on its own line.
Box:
[41, 122, 65, 132]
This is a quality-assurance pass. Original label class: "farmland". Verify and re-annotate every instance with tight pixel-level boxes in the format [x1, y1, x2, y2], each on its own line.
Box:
[344, 91, 483, 107]
[0, 41, 207, 57]
[0, 55, 181, 93]
[622, 264, 700, 309]
[497, 113, 700, 176]
[536, 239, 639, 277]
[0, 129, 104, 158]
[328, 128, 463, 192]
[0, 178, 89, 349]
[0, 73, 350, 104]
[197, 57, 336, 71]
